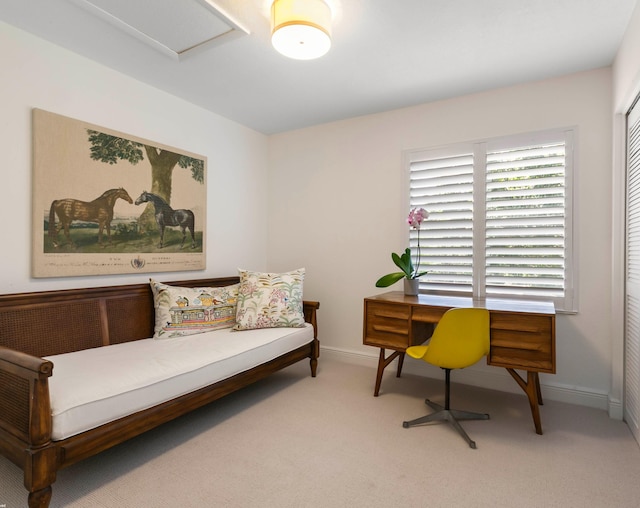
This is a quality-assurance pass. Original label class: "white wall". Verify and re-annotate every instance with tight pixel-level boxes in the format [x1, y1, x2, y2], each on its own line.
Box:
[0, 16, 625, 413]
[613, 2, 640, 111]
[611, 1, 640, 418]
[268, 68, 614, 410]
[0, 21, 269, 294]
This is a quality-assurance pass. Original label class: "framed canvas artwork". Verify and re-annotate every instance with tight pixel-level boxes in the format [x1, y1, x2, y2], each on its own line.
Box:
[32, 109, 206, 277]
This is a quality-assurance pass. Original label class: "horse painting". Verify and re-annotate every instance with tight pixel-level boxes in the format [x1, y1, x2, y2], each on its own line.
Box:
[48, 187, 133, 248]
[135, 191, 196, 249]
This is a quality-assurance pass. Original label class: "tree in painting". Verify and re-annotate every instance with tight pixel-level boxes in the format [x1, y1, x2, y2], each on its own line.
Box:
[86, 130, 204, 233]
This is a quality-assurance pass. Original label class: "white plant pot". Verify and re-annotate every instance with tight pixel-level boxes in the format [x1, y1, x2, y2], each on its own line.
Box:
[404, 278, 419, 296]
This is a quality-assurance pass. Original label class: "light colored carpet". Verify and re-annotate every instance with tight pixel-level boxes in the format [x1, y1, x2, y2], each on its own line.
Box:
[2, 356, 640, 507]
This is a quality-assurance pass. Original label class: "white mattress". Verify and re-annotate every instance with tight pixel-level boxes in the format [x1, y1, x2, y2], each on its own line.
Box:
[45, 324, 314, 440]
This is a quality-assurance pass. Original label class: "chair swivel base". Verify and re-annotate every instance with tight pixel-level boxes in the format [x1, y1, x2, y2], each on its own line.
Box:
[402, 399, 490, 449]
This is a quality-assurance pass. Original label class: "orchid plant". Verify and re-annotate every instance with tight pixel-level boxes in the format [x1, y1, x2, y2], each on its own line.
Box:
[376, 207, 429, 288]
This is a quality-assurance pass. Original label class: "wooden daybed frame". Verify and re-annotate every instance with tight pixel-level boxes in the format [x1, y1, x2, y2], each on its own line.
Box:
[0, 276, 320, 508]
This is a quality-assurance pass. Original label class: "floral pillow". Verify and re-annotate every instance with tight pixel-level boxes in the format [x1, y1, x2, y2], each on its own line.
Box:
[150, 280, 239, 339]
[233, 268, 305, 331]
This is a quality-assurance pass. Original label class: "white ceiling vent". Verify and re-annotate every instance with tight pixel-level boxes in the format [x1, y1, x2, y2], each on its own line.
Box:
[74, 0, 249, 60]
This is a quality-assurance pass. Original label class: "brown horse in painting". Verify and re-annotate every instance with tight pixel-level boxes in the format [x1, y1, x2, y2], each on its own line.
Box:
[48, 187, 133, 248]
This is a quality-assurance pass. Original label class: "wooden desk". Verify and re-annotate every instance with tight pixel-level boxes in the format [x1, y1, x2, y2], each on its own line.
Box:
[363, 292, 556, 434]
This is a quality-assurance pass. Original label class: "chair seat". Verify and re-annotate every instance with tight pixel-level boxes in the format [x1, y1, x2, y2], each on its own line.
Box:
[406, 345, 428, 359]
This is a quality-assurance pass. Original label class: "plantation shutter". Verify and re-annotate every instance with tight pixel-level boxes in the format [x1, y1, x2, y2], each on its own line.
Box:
[407, 128, 574, 310]
[625, 98, 640, 445]
[409, 149, 474, 294]
[484, 135, 569, 300]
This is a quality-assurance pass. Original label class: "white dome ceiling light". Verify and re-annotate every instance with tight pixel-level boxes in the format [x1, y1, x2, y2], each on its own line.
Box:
[271, 0, 332, 60]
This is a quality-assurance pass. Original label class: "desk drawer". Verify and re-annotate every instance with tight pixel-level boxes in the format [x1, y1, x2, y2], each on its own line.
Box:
[364, 301, 410, 349]
[411, 305, 447, 323]
[489, 313, 555, 373]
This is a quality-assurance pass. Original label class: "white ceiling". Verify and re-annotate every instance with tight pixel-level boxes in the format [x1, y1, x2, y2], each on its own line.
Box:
[1, 0, 637, 134]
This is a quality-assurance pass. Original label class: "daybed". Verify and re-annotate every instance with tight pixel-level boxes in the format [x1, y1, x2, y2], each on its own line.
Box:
[0, 276, 320, 508]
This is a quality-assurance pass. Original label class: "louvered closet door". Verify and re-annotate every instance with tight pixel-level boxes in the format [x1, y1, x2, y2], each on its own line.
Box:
[626, 98, 640, 445]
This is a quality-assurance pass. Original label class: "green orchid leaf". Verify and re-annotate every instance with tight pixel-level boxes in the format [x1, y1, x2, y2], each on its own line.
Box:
[400, 248, 415, 277]
[391, 251, 404, 268]
[392, 249, 413, 277]
[375, 272, 407, 287]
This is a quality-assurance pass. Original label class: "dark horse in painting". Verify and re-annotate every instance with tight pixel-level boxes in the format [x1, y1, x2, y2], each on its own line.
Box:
[135, 191, 196, 249]
[48, 187, 133, 248]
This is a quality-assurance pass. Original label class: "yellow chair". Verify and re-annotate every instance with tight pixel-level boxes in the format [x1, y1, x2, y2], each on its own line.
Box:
[402, 307, 490, 449]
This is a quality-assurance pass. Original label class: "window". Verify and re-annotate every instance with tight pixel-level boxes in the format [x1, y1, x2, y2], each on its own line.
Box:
[406, 128, 575, 312]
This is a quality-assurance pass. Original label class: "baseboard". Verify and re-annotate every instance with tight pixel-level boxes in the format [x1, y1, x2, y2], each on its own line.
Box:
[608, 396, 624, 420]
[320, 346, 614, 414]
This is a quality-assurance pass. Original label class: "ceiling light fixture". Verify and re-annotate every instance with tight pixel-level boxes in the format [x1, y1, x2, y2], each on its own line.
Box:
[271, 0, 332, 60]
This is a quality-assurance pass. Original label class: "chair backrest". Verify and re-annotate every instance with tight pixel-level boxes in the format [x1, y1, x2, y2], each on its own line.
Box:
[423, 308, 490, 370]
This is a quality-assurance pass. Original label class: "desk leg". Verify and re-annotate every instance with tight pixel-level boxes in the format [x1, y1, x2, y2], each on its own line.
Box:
[397, 351, 406, 377]
[535, 373, 544, 405]
[374, 348, 403, 397]
[506, 368, 543, 435]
